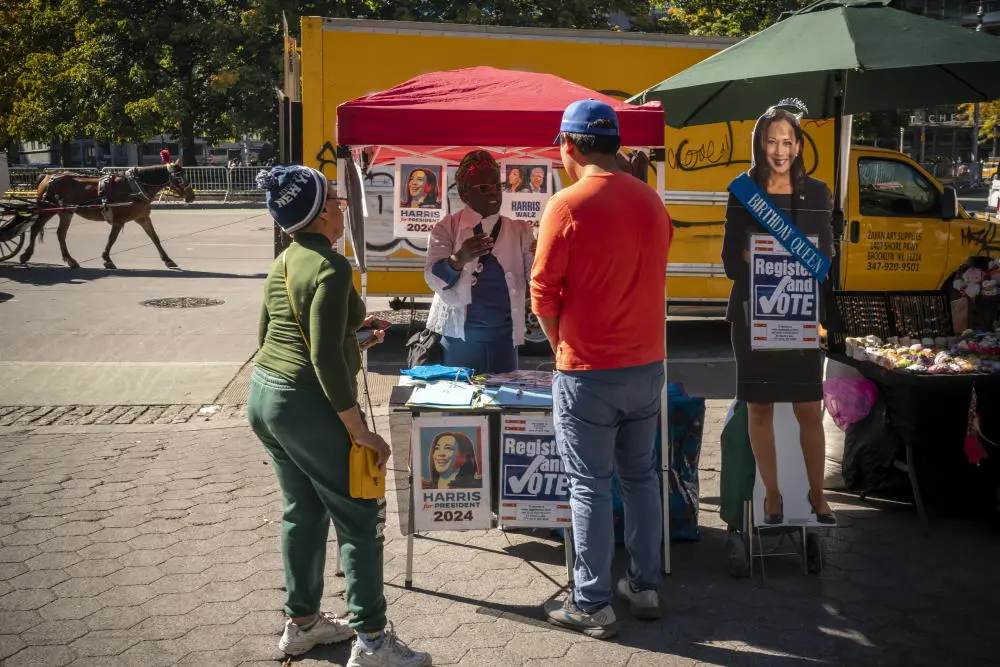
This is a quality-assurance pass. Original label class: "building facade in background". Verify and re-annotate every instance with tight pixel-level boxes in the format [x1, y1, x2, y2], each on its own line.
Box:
[897, 1, 999, 168]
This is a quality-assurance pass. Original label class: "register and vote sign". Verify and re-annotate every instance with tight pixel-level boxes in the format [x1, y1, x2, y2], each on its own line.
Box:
[750, 234, 820, 350]
[499, 415, 571, 528]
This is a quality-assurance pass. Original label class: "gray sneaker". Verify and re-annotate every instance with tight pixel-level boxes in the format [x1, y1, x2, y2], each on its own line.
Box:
[278, 612, 354, 656]
[616, 577, 662, 620]
[545, 598, 619, 639]
[346, 625, 431, 667]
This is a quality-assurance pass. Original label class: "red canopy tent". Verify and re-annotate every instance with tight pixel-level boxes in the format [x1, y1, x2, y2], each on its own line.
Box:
[336, 67, 675, 576]
[336, 65, 664, 164]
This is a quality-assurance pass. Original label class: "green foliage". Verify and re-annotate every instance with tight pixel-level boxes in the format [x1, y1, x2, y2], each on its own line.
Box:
[959, 101, 1000, 143]
[7, 0, 787, 163]
[654, 0, 811, 37]
[852, 109, 908, 147]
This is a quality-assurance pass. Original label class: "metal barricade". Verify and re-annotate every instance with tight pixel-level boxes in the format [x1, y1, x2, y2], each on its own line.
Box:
[4, 165, 268, 201]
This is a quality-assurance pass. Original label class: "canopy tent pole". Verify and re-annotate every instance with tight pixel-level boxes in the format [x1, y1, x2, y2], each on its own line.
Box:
[830, 70, 851, 290]
[654, 151, 672, 576]
[338, 155, 369, 376]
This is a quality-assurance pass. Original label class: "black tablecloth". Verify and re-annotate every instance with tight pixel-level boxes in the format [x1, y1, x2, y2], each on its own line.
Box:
[827, 353, 1000, 512]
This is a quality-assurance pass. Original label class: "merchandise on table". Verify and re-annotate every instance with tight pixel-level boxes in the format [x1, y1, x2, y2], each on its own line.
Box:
[844, 329, 1000, 374]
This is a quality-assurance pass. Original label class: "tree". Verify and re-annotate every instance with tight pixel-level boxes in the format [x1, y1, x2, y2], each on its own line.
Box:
[654, 0, 811, 36]
[959, 101, 1000, 157]
[79, 1, 276, 165]
[852, 110, 908, 149]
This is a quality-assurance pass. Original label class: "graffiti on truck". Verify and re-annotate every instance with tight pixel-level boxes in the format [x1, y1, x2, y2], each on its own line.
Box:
[961, 223, 1000, 257]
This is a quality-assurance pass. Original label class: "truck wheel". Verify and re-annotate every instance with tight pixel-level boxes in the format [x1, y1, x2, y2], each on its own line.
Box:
[520, 301, 552, 356]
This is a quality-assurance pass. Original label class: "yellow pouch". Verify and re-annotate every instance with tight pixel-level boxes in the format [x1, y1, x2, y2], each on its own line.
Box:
[349, 439, 386, 500]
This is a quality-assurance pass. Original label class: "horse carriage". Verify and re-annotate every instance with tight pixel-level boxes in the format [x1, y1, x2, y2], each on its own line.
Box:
[1, 198, 110, 262]
[0, 162, 195, 269]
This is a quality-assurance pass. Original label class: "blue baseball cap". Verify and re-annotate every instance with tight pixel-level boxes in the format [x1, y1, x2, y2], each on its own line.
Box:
[554, 99, 620, 144]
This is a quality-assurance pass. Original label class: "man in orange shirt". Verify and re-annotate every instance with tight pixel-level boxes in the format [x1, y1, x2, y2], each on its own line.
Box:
[532, 99, 672, 639]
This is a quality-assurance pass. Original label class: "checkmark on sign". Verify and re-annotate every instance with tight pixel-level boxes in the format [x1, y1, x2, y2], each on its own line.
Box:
[507, 456, 545, 494]
[758, 276, 792, 314]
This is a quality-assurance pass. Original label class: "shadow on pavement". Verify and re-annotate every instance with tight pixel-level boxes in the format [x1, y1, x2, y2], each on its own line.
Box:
[0, 263, 267, 286]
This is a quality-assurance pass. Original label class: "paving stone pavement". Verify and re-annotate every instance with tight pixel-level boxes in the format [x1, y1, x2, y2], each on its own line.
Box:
[1, 402, 998, 667]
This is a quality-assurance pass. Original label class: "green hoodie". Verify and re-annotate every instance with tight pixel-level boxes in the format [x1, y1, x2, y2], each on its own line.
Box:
[254, 233, 365, 411]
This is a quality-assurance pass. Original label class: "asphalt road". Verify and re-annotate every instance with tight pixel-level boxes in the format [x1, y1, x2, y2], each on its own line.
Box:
[960, 192, 989, 215]
[0, 208, 736, 406]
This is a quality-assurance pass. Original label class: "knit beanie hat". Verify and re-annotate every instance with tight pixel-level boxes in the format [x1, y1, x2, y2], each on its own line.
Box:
[256, 165, 328, 233]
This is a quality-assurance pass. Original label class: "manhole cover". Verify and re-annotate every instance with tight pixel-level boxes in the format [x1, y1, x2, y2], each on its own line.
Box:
[140, 297, 225, 309]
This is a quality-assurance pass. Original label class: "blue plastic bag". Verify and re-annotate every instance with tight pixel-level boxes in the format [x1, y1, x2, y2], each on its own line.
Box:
[400, 365, 474, 382]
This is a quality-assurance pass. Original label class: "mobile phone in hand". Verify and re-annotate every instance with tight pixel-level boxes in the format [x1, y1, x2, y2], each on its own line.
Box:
[361, 317, 392, 332]
[358, 330, 378, 346]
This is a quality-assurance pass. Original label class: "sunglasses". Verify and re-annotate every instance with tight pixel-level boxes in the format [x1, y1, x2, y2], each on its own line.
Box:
[470, 183, 501, 194]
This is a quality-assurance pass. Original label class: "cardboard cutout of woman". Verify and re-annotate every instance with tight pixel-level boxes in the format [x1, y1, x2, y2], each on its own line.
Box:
[424, 431, 481, 489]
[721, 98, 836, 526]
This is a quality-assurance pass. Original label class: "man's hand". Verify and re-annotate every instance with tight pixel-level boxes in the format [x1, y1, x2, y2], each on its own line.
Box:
[537, 315, 560, 355]
[451, 233, 494, 269]
[743, 249, 751, 263]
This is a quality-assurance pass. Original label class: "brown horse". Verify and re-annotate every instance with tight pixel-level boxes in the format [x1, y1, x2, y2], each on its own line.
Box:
[21, 161, 196, 270]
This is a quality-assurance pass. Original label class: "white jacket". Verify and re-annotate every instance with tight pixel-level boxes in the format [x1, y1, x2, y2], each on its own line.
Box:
[424, 206, 535, 345]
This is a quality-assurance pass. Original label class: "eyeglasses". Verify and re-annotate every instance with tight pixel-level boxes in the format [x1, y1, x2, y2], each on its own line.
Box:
[327, 194, 349, 212]
[470, 183, 501, 194]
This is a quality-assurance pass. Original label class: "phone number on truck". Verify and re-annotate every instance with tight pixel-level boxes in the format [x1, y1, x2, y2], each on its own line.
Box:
[866, 261, 920, 272]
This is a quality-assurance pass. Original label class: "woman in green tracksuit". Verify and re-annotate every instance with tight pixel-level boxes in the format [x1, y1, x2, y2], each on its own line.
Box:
[249, 165, 431, 667]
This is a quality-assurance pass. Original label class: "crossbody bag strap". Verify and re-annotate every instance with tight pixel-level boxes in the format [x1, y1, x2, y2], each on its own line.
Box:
[281, 250, 311, 351]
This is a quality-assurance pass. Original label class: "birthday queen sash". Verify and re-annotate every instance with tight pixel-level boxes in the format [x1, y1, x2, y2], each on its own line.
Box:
[728, 174, 831, 283]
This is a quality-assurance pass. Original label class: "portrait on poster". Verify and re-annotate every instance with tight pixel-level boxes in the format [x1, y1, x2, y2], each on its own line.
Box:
[749, 234, 820, 350]
[500, 159, 551, 231]
[394, 159, 447, 239]
[499, 415, 571, 528]
[411, 416, 491, 532]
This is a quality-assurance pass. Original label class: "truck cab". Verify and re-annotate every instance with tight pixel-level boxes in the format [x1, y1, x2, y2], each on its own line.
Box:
[840, 146, 997, 292]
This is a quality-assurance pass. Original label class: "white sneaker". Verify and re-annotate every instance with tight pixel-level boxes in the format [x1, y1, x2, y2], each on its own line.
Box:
[278, 612, 355, 656]
[616, 577, 662, 620]
[347, 624, 432, 667]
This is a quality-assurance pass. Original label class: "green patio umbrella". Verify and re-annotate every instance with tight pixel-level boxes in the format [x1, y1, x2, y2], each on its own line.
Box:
[629, 0, 1000, 128]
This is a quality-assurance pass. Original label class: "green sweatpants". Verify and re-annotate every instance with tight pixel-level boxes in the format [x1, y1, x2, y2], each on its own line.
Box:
[246, 365, 387, 632]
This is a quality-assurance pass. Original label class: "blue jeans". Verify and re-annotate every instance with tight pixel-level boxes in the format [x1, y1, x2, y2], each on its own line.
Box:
[553, 361, 665, 612]
[441, 331, 517, 375]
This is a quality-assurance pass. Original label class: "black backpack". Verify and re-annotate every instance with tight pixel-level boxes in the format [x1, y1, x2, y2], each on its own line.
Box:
[406, 328, 443, 368]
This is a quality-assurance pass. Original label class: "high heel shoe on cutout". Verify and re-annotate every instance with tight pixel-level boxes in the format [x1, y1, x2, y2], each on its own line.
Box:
[764, 496, 784, 525]
[808, 492, 836, 525]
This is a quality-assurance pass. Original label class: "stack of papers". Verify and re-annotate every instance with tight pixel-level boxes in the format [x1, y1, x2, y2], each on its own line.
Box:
[483, 370, 553, 389]
[481, 386, 552, 408]
[406, 382, 478, 408]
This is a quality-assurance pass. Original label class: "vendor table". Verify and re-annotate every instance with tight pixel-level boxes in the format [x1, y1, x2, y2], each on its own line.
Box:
[387, 398, 569, 590]
[386, 375, 679, 590]
[827, 352, 1000, 534]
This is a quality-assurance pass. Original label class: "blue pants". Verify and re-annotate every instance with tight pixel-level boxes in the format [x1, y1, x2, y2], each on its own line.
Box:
[553, 361, 665, 612]
[441, 333, 517, 375]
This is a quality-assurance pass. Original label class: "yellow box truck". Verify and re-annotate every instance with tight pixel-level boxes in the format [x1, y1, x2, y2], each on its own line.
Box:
[292, 17, 998, 342]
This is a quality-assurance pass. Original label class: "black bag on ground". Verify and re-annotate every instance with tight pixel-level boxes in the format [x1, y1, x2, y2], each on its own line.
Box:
[406, 328, 443, 368]
[842, 395, 902, 493]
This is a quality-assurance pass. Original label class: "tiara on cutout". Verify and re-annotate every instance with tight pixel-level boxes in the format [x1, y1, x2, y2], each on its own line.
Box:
[772, 97, 808, 115]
